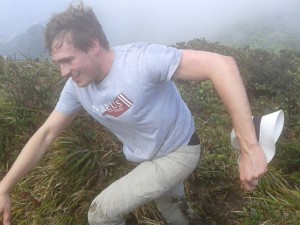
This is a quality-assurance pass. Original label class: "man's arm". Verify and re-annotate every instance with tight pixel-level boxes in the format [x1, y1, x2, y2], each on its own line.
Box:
[174, 49, 268, 191]
[0, 110, 78, 225]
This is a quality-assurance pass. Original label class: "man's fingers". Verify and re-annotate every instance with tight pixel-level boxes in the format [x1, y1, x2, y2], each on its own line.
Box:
[249, 179, 259, 187]
[241, 178, 259, 191]
[241, 182, 256, 192]
[241, 182, 251, 191]
[3, 207, 11, 225]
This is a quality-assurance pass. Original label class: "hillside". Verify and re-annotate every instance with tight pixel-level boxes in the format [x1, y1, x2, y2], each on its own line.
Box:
[215, 5, 300, 52]
[0, 24, 47, 60]
[0, 39, 299, 224]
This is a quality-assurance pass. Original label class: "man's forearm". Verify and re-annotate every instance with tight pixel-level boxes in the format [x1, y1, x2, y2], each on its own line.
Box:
[0, 129, 55, 194]
[210, 56, 258, 152]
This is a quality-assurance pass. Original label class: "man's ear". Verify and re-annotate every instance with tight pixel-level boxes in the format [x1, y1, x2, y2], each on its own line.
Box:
[89, 39, 101, 54]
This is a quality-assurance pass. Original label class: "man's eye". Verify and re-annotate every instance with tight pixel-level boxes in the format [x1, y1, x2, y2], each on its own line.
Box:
[60, 58, 73, 64]
[61, 60, 70, 64]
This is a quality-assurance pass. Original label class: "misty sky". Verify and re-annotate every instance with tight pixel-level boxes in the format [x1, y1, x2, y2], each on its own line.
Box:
[0, 0, 298, 46]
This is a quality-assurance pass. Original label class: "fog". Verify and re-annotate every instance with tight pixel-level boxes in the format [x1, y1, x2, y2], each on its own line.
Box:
[0, 0, 298, 45]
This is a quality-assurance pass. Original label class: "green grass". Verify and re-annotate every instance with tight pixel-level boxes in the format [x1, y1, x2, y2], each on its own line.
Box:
[1, 40, 300, 224]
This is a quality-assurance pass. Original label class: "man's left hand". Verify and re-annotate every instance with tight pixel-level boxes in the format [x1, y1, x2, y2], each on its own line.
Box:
[238, 144, 268, 191]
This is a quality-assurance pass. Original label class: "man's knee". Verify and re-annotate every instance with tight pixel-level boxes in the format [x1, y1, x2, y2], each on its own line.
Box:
[88, 200, 103, 225]
[88, 199, 108, 225]
[88, 199, 124, 225]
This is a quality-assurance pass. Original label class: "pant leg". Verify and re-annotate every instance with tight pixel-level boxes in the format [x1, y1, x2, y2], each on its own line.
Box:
[88, 145, 200, 225]
[155, 182, 202, 225]
[155, 183, 189, 225]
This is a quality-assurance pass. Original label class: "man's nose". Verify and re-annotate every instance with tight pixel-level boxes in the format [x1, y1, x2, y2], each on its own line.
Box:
[60, 64, 71, 78]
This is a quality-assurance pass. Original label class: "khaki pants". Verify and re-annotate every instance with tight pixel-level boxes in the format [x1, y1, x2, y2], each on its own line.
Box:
[88, 144, 200, 225]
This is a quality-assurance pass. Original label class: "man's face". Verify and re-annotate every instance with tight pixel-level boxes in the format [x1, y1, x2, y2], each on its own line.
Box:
[51, 38, 101, 87]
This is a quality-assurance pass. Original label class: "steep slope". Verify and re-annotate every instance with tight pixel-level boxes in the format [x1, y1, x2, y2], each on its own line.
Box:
[0, 24, 48, 60]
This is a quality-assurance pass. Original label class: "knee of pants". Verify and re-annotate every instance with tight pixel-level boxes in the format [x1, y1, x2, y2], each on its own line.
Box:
[87, 200, 105, 225]
[87, 199, 124, 225]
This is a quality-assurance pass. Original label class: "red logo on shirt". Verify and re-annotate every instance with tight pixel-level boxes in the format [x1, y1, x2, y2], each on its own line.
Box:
[102, 93, 133, 117]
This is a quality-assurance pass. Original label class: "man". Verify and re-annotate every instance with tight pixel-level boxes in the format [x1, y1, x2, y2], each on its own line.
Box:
[0, 4, 267, 225]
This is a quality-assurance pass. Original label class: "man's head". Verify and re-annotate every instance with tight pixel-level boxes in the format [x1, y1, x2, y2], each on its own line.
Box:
[45, 4, 109, 54]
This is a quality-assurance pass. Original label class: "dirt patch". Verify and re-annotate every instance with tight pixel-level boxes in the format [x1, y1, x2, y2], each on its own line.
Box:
[187, 175, 246, 225]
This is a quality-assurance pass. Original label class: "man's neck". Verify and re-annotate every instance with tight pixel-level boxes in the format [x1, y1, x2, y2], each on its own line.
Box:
[95, 48, 115, 84]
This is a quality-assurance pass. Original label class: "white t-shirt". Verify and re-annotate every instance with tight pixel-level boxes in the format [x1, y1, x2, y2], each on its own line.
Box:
[55, 42, 195, 162]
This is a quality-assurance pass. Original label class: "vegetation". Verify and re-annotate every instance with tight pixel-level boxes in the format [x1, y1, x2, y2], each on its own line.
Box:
[0, 39, 299, 224]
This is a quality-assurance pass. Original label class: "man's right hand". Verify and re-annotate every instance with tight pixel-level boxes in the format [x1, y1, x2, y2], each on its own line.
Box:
[0, 111, 78, 225]
[0, 192, 12, 225]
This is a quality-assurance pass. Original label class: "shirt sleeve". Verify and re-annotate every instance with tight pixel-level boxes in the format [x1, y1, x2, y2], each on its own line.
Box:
[142, 43, 183, 83]
[55, 78, 82, 115]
